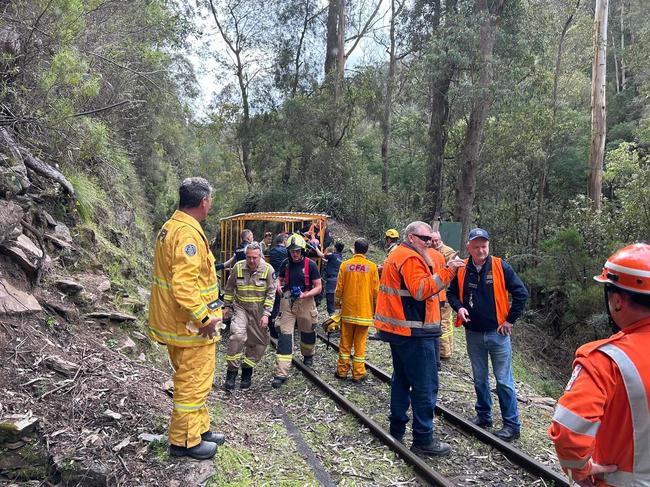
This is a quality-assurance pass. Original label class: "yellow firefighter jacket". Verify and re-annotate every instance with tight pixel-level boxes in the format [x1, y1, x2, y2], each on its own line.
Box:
[335, 254, 379, 326]
[148, 210, 222, 347]
[223, 259, 276, 316]
[437, 243, 456, 263]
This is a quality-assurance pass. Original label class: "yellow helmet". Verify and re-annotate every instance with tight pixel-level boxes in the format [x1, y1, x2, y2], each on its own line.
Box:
[385, 228, 399, 239]
[322, 312, 341, 333]
[286, 233, 307, 251]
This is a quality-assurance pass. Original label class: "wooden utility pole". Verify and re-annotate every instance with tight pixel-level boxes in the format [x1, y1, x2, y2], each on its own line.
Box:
[587, 0, 608, 211]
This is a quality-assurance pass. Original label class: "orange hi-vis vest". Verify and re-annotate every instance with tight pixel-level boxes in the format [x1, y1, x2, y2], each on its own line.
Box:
[455, 256, 509, 327]
[334, 253, 380, 326]
[548, 317, 650, 486]
[427, 248, 447, 303]
[374, 243, 454, 337]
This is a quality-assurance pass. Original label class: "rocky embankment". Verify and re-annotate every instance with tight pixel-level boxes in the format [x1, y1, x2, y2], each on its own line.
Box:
[0, 130, 206, 485]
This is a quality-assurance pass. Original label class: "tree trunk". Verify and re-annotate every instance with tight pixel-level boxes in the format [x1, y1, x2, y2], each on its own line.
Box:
[424, 0, 456, 223]
[324, 0, 346, 147]
[282, 156, 292, 184]
[324, 0, 345, 98]
[236, 56, 253, 189]
[587, 0, 608, 211]
[208, 0, 254, 189]
[533, 0, 580, 245]
[325, 0, 339, 77]
[425, 73, 452, 221]
[613, 41, 620, 94]
[292, 0, 311, 97]
[620, 0, 626, 90]
[453, 0, 505, 246]
[380, 0, 400, 193]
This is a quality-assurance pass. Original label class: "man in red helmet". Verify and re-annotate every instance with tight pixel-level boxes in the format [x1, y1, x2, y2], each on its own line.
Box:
[548, 243, 650, 487]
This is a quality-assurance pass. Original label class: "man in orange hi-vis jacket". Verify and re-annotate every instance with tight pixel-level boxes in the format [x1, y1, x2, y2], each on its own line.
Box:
[548, 243, 650, 486]
[375, 221, 465, 457]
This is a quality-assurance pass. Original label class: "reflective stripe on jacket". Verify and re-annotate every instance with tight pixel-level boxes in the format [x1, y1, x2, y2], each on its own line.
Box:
[373, 243, 453, 337]
[548, 317, 650, 486]
[455, 256, 509, 327]
[334, 254, 379, 326]
[148, 210, 221, 347]
[223, 259, 276, 315]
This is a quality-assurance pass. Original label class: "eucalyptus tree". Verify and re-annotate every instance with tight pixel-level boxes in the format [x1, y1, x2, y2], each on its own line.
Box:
[323, 0, 384, 147]
[208, 0, 275, 189]
[586, 0, 608, 210]
[453, 0, 506, 246]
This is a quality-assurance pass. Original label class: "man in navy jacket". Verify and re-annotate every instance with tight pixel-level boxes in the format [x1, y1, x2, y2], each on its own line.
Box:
[447, 228, 528, 442]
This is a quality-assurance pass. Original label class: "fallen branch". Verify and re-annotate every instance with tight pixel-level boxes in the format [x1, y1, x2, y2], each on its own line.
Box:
[0, 128, 75, 197]
[72, 100, 134, 118]
[38, 378, 74, 400]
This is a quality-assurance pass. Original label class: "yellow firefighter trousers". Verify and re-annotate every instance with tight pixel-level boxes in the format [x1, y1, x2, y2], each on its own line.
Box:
[274, 294, 317, 377]
[167, 343, 215, 448]
[337, 321, 369, 380]
[226, 303, 269, 370]
[439, 303, 454, 358]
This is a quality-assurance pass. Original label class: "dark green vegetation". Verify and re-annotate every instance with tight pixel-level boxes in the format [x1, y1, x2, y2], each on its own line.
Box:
[2, 0, 649, 369]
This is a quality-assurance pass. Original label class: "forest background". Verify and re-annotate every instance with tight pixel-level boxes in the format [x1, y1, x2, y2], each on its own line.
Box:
[1, 0, 649, 377]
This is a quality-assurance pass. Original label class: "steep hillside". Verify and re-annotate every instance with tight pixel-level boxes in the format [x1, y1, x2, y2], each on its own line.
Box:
[0, 124, 195, 484]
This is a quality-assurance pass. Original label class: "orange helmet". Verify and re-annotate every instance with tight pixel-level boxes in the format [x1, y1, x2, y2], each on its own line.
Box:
[594, 243, 650, 295]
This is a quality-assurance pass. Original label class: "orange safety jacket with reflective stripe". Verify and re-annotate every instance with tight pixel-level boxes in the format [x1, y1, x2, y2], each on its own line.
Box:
[455, 257, 509, 327]
[374, 243, 454, 337]
[548, 317, 650, 486]
[148, 210, 222, 347]
[334, 254, 379, 326]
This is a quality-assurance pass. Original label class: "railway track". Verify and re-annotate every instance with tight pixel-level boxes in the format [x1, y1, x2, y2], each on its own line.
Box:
[271, 334, 569, 487]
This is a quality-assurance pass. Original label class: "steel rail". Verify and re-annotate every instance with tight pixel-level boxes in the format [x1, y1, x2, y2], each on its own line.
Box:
[316, 331, 570, 487]
[270, 338, 455, 487]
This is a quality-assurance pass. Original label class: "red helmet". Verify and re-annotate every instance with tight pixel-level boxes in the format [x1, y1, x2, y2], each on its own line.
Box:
[594, 243, 650, 295]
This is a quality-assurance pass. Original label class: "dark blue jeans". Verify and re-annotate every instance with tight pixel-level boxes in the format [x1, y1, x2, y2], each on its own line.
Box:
[388, 336, 439, 445]
[326, 293, 335, 315]
[465, 329, 520, 430]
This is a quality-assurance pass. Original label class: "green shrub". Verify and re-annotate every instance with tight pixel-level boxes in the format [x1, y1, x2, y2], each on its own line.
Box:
[66, 171, 106, 223]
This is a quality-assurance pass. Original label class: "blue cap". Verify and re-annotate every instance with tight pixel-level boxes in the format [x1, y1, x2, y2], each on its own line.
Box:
[468, 228, 489, 241]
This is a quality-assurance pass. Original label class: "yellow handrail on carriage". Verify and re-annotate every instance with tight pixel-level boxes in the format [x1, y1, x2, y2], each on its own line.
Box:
[216, 211, 329, 284]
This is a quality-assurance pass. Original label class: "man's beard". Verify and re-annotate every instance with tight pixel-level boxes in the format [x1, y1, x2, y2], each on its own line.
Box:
[414, 245, 433, 267]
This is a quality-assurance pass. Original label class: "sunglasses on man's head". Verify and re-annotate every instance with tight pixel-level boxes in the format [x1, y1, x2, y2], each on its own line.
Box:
[413, 234, 432, 243]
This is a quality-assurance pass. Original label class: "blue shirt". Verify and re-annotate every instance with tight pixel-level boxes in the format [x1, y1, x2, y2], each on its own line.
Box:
[324, 251, 343, 293]
[269, 245, 288, 273]
[447, 255, 528, 332]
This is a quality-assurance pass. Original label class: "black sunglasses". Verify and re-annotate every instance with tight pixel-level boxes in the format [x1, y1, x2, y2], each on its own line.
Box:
[413, 234, 432, 243]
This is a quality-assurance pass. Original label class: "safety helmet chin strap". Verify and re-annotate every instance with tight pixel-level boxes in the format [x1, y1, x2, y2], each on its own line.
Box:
[603, 285, 620, 333]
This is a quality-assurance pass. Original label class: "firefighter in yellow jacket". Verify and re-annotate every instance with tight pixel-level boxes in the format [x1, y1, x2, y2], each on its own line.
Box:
[222, 241, 276, 390]
[334, 238, 379, 382]
[431, 231, 457, 360]
[148, 177, 224, 460]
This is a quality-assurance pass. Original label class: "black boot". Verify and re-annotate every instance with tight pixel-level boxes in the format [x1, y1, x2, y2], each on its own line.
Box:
[223, 369, 237, 391]
[169, 440, 217, 460]
[240, 367, 253, 389]
[410, 438, 452, 457]
[271, 376, 286, 388]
